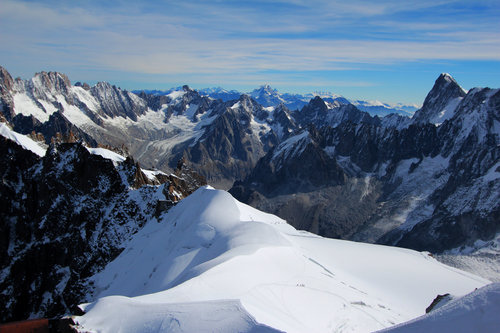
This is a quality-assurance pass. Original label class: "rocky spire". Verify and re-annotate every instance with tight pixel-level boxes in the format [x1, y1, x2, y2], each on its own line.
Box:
[412, 73, 467, 125]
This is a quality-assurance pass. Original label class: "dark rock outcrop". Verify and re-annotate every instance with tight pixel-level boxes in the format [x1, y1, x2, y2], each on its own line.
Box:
[0, 137, 205, 322]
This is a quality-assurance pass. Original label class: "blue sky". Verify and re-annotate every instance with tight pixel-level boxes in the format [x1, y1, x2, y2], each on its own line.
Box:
[1, 0, 499, 104]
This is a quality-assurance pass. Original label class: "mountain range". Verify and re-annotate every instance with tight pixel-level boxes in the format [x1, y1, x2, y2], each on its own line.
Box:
[0, 65, 499, 330]
[231, 74, 500, 255]
[139, 84, 418, 116]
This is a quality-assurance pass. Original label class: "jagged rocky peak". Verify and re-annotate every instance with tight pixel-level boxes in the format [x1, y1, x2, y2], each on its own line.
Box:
[297, 96, 329, 121]
[293, 95, 376, 128]
[309, 95, 328, 108]
[180, 84, 207, 105]
[236, 93, 257, 108]
[231, 93, 263, 117]
[251, 84, 277, 96]
[273, 102, 291, 118]
[272, 103, 296, 134]
[0, 65, 15, 94]
[0, 67, 16, 120]
[249, 84, 286, 108]
[90, 81, 147, 121]
[162, 85, 214, 120]
[91, 81, 114, 94]
[412, 73, 467, 125]
[32, 70, 71, 95]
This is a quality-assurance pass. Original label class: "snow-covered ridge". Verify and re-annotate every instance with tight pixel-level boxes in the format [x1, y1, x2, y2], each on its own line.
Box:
[272, 130, 310, 161]
[0, 121, 168, 186]
[76, 187, 488, 333]
[154, 84, 418, 116]
[381, 283, 500, 333]
[85, 147, 126, 163]
[0, 122, 46, 156]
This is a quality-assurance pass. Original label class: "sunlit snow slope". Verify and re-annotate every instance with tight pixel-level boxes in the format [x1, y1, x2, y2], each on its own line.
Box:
[76, 187, 489, 333]
[381, 283, 500, 333]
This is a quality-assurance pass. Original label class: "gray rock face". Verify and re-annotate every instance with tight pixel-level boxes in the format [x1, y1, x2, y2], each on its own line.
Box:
[0, 66, 16, 120]
[12, 111, 98, 146]
[380, 87, 500, 252]
[292, 96, 378, 129]
[179, 95, 278, 188]
[90, 82, 148, 121]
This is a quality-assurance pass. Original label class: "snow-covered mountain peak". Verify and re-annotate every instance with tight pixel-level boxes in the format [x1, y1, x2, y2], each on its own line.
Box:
[197, 87, 241, 102]
[412, 73, 467, 125]
[166, 88, 186, 101]
[196, 84, 418, 115]
[232, 93, 262, 115]
[435, 73, 467, 95]
[248, 85, 286, 108]
[440, 72, 454, 81]
[31, 70, 71, 95]
[272, 129, 311, 162]
[200, 86, 227, 94]
[250, 84, 277, 96]
[309, 95, 328, 109]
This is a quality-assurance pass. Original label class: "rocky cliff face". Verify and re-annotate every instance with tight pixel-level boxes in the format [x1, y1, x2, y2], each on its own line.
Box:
[0, 129, 205, 322]
[411, 73, 467, 125]
[176, 95, 297, 188]
[380, 86, 500, 252]
[292, 96, 378, 129]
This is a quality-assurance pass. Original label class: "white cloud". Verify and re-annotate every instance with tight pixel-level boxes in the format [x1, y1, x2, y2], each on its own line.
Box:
[1, 0, 499, 86]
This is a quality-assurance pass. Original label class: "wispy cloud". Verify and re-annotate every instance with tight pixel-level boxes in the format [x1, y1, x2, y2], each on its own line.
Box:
[0, 0, 498, 102]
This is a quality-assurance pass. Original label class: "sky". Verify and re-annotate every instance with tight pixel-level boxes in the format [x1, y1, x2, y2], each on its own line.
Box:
[0, 0, 499, 105]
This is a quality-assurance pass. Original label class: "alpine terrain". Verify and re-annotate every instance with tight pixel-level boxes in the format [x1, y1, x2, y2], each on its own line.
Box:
[0, 65, 498, 331]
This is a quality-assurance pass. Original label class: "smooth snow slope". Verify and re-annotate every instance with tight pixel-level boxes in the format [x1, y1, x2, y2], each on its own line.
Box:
[380, 283, 500, 333]
[76, 187, 489, 333]
[0, 122, 46, 157]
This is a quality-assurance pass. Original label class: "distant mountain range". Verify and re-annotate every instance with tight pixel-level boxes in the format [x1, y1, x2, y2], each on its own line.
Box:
[135, 84, 419, 116]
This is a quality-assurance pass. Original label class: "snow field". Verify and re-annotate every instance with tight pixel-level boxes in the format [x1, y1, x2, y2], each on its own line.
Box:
[76, 187, 489, 333]
[380, 283, 500, 333]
